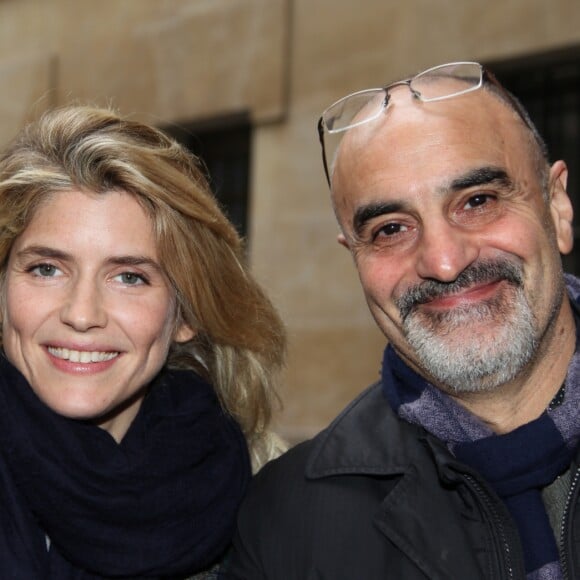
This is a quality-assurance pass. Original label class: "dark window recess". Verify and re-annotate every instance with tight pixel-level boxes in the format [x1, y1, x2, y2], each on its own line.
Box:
[488, 48, 580, 274]
[162, 114, 251, 238]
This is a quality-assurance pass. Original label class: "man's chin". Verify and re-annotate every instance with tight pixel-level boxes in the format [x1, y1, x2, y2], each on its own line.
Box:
[406, 309, 507, 338]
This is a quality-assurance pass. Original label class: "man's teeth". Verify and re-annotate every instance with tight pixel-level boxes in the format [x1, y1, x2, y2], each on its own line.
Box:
[48, 347, 119, 363]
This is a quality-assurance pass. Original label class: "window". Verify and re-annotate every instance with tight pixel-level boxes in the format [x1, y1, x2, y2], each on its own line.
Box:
[162, 114, 251, 238]
[488, 47, 580, 274]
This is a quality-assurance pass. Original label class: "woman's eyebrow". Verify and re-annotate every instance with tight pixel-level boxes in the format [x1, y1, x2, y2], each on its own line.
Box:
[106, 255, 163, 271]
[14, 246, 163, 272]
[14, 246, 71, 261]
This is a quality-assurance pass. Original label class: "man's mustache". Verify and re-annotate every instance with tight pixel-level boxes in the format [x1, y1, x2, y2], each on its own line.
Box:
[397, 259, 524, 322]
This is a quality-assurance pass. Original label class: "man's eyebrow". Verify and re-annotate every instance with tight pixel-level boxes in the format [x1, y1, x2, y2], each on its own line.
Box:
[353, 201, 404, 235]
[350, 167, 512, 235]
[449, 166, 513, 192]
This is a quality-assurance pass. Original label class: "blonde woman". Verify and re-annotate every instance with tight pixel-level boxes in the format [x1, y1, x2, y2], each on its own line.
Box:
[0, 106, 286, 578]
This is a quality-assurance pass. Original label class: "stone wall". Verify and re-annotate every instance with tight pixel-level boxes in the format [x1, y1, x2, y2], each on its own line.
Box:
[1, 0, 579, 441]
[0, 0, 288, 137]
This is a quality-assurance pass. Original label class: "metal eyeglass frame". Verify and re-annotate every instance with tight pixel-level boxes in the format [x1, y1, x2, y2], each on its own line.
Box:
[316, 62, 537, 188]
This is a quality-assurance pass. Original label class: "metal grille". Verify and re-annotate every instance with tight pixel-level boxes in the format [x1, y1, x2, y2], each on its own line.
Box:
[489, 48, 580, 274]
[162, 114, 251, 239]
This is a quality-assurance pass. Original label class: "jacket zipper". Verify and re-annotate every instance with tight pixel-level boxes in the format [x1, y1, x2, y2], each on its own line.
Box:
[559, 465, 580, 580]
[463, 473, 516, 580]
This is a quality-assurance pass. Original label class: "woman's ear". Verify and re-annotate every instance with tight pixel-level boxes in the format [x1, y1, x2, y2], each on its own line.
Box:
[174, 323, 195, 343]
[548, 160, 574, 255]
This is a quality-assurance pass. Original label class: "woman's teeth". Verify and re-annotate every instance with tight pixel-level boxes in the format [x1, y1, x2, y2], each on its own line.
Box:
[48, 347, 119, 363]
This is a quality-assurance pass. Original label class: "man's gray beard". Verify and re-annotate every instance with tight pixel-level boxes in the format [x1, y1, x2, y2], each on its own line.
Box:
[399, 266, 538, 393]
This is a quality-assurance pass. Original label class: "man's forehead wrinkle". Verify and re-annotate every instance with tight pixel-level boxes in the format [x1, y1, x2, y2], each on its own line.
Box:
[349, 165, 512, 233]
[338, 89, 488, 167]
[337, 162, 519, 243]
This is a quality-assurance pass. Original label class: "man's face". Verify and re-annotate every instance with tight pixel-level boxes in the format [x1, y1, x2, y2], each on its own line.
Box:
[332, 87, 574, 393]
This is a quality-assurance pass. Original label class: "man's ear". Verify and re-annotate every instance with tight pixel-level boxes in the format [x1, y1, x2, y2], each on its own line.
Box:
[337, 232, 350, 249]
[548, 160, 574, 255]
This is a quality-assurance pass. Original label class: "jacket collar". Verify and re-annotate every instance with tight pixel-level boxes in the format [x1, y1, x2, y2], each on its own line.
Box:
[304, 382, 497, 579]
[305, 382, 429, 479]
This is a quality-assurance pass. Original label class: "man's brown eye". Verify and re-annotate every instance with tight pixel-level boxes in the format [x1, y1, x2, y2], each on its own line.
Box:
[465, 194, 493, 209]
[379, 223, 403, 236]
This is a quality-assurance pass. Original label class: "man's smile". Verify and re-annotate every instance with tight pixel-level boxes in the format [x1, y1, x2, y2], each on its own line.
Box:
[416, 279, 505, 311]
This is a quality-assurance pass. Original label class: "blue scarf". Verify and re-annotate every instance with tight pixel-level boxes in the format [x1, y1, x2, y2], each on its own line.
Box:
[0, 355, 251, 578]
[382, 274, 580, 579]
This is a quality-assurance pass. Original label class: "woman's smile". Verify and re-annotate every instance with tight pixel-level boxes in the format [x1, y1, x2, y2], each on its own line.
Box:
[47, 346, 120, 363]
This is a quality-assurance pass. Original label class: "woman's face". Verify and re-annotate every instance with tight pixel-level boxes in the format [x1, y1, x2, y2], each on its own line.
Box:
[2, 189, 194, 441]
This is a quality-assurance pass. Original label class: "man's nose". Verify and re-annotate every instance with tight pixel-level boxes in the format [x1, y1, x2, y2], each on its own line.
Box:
[415, 220, 479, 282]
[59, 278, 107, 331]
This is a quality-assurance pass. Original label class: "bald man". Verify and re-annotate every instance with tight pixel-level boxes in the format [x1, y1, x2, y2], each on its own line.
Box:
[228, 62, 580, 579]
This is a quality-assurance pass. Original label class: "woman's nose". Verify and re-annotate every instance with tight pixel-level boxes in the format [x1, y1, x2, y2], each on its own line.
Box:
[59, 278, 107, 331]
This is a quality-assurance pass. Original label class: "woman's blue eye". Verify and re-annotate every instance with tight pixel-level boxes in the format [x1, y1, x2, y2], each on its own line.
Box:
[116, 272, 146, 285]
[32, 264, 59, 277]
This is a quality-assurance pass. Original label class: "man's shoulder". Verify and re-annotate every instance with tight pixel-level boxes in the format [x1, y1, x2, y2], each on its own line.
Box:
[234, 433, 322, 548]
[228, 382, 442, 578]
[235, 382, 391, 537]
[246, 379, 419, 503]
[252, 436, 313, 491]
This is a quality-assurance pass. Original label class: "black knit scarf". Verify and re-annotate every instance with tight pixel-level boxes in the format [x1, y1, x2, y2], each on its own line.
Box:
[0, 354, 251, 579]
[382, 274, 580, 580]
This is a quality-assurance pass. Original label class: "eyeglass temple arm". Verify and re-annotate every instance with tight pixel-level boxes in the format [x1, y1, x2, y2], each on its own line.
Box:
[318, 117, 332, 188]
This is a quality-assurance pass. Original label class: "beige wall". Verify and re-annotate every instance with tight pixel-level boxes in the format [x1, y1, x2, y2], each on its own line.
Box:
[1, 0, 579, 440]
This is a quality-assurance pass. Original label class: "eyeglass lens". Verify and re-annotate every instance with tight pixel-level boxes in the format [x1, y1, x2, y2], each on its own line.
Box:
[410, 62, 482, 101]
[323, 62, 483, 135]
[319, 62, 484, 186]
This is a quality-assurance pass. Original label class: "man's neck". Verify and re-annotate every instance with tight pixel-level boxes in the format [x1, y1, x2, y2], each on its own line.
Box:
[447, 299, 577, 434]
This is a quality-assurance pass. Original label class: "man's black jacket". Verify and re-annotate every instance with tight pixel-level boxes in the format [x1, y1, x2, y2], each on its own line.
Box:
[227, 383, 580, 579]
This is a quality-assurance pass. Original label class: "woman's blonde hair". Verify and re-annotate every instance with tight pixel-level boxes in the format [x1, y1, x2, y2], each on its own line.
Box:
[0, 105, 286, 467]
